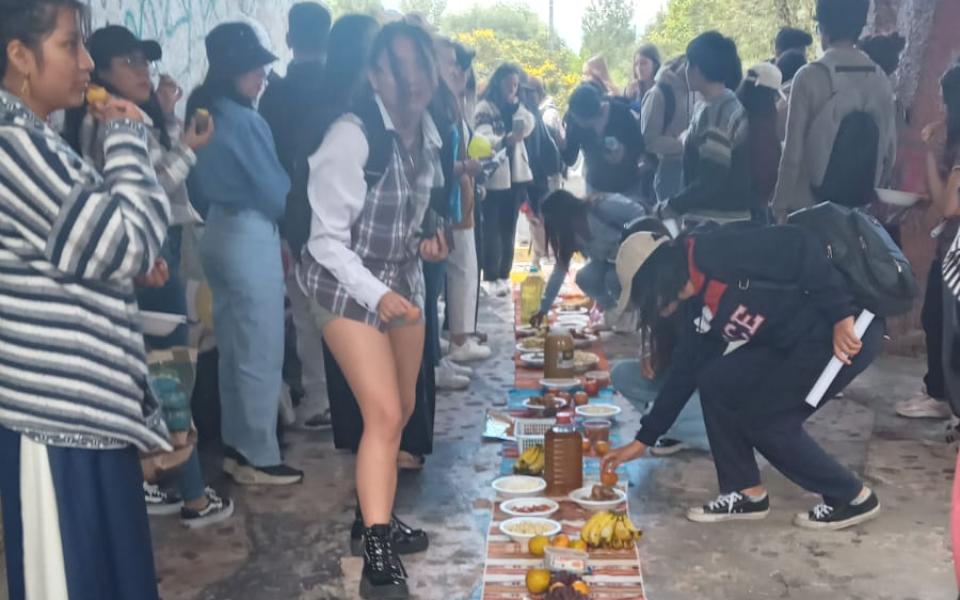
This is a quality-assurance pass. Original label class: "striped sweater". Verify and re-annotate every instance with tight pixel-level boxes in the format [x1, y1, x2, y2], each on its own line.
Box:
[0, 89, 172, 452]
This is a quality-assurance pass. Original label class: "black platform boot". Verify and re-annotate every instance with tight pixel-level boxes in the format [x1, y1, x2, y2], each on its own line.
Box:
[359, 524, 409, 600]
[351, 505, 429, 556]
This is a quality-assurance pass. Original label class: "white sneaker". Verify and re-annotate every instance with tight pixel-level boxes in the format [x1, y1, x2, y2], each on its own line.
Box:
[895, 393, 951, 419]
[496, 279, 510, 297]
[447, 338, 492, 362]
[482, 281, 498, 296]
[439, 337, 450, 355]
[435, 365, 470, 390]
[441, 357, 473, 377]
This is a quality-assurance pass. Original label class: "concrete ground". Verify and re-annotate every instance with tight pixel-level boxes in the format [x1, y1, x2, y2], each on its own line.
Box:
[1, 292, 957, 600]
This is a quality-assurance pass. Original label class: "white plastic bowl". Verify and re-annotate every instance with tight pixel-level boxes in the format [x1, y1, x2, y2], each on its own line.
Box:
[876, 188, 923, 207]
[140, 311, 187, 336]
[575, 404, 622, 420]
[492, 475, 547, 498]
[540, 378, 581, 390]
[500, 497, 560, 518]
[498, 516, 562, 544]
[569, 485, 627, 512]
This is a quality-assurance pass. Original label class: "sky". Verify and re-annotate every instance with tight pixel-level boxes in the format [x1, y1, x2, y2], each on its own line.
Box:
[381, 0, 669, 51]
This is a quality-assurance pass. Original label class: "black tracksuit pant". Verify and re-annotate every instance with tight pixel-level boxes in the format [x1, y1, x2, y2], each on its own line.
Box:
[699, 319, 886, 506]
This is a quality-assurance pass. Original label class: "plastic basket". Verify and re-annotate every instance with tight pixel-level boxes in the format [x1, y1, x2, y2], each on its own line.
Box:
[517, 433, 546, 453]
[515, 417, 555, 438]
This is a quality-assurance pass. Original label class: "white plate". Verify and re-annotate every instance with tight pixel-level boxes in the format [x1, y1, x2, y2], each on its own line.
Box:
[519, 352, 546, 368]
[556, 316, 590, 328]
[140, 311, 187, 336]
[876, 188, 923, 207]
[492, 475, 547, 498]
[516, 341, 544, 354]
[556, 307, 589, 315]
[540, 378, 581, 390]
[569, 485, 627, 512]
[575, 404, 622, 419]
[498, 516, 562, 544]
[500, 497, 560, 518]
[523, 396, 565, 411]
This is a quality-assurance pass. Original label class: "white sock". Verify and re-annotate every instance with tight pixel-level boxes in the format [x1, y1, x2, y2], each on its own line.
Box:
[850, 487, 871, 506]
[745, 491, 767, 502]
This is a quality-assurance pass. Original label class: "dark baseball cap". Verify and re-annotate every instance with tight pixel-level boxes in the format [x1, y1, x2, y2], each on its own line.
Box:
[568, 84, 602, 120]
[288, 2, 332, 51]
[205, 22, 278, 78]
[87, 25, 162, 69]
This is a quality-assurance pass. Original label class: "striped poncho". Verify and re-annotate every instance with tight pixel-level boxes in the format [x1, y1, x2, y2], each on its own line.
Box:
[0, 89, 172, 452]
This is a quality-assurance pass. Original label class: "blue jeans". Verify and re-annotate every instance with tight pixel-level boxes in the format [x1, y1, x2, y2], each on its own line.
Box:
[610, 359, 704, 442]
[575, 260, 620, 311]
[654, 156, 683, 203]
[200, 206, 284, 467]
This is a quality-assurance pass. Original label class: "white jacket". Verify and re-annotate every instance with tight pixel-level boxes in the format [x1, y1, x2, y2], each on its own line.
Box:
[473, 99, 535, 191]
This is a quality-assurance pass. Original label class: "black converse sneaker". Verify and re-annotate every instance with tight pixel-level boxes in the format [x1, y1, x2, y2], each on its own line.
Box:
[180, 488, 235, 529]
[350, 508, 429, 556]
[360, 524, 409, 600]
[686, 492, 771, 523]
[143, 482, 183, 516]
[222, 446, 303, 486]
[794, 489, 881, 531]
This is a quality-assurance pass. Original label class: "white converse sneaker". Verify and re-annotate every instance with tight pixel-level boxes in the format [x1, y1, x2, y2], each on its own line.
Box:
[447, 338, 492, 363]
[441, 357, 473, 377]
[438, 337, 450, 356]
[496, 279, 511, 297]
[895, 393, 951, 419]
[435, 364, 469, 390]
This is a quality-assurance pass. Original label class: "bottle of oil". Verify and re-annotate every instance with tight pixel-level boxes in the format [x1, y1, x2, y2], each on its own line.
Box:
[544, 413, 583, 496]
[520, 266, 545, 324]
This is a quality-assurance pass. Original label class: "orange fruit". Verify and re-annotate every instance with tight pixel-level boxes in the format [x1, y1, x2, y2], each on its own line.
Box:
[526, 568, 551, 594]
[570, 539, 588, 552]
[552, 534, 571, 548]
[594, 440, 610, 456]
[85, 85, 108, 104]
[528, 535, 550, 557]
[572, 580, 591, 595]
[601, 470, 619, 487]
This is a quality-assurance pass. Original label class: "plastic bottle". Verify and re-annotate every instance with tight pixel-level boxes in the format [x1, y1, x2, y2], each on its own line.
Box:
[520, 266, 545, 324]
[544, 412, 583, 496]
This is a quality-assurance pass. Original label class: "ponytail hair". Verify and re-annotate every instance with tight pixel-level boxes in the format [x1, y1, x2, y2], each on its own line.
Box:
[941, 64, 960, 172]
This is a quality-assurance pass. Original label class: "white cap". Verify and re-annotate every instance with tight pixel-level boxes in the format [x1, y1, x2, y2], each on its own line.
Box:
[745, 62, 785, 95]
[615, 232, 670, 314]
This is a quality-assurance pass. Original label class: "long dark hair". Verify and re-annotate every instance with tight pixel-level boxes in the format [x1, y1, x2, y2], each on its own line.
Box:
[318, 14, 379, 113]
[367, 21, 438, 105]
[0, 0, 87, 79]
[482, 62, 523, 106]
[630, 237, 690, 334]
[542, 190, 589, 266]
[942, 64, 960, 172]
[185, 69, 250, 124]
[736, 73, 779, 120]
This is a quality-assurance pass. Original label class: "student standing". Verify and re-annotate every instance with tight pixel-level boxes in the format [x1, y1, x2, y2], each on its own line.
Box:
[76, 24, 232, 526]
[297, 23, 446, 599]
[655, 32, 752, 226]
[474, 63, 535, 297]
[624, 44, 661, 106]
[604, 226, 885, 531]
[260, 2, 334, 429]
[0, 2, 171, 597]
[737, 63, 785, 221]
[641, 56, 696, 202]
[772, 0, 896, 221]
[187, 22, 300, 485]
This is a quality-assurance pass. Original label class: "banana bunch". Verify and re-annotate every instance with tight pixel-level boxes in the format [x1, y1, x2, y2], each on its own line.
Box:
[579, 510, 642, 550]
[514, 446, 545, 475]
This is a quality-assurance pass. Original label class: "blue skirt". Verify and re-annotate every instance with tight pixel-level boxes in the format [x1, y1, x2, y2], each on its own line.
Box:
[0, 425, 159, 600]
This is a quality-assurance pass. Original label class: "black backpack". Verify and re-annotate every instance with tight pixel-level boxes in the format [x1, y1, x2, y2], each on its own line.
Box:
[656, 80, 676, 136]
[807, 63, 882, 208]
[787, 201, 917, 317]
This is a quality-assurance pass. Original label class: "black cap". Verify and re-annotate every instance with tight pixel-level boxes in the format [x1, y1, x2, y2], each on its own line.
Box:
[568, 84, 602, 120]
[288, 2, 332, 51]
[87, 25, 162, 70]
[205, 22, 278, 79]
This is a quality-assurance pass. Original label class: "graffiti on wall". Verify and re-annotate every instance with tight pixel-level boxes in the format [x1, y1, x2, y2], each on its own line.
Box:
[84, 0, 298, 99]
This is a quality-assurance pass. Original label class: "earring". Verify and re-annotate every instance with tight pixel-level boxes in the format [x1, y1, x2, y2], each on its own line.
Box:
[20, 77, 30, 98]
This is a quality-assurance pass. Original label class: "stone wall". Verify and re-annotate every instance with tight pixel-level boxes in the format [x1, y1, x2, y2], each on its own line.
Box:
[83, 0, 300, 99]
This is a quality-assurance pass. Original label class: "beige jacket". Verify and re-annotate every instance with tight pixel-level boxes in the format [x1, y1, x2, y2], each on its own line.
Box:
[473, 99, 535, 191]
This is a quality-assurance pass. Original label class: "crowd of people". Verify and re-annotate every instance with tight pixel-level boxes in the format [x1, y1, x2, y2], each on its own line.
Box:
[0, 0, 959, 598]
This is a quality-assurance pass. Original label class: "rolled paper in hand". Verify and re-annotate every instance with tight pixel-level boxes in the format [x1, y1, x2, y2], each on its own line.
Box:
[194, 108, 211, 133]
[804, 310, 875, 408]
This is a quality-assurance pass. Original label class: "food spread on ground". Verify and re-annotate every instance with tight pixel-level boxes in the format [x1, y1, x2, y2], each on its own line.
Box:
[513, 446, 545, 475]
[503, 519, 560, 537]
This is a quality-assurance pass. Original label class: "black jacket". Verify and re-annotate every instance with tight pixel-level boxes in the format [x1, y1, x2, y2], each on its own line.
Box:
[259, 60, 325, 177]
[634, 224, 858, 446]
[562, 100, 644, 195]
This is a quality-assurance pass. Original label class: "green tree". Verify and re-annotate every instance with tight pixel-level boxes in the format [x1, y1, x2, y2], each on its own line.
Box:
[442, 2, 547, 41]
[643, 0, 817, 67]
[400, 0, 448, 24]
[582, 0, 638, 87]
[328, 0, 384, 18]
